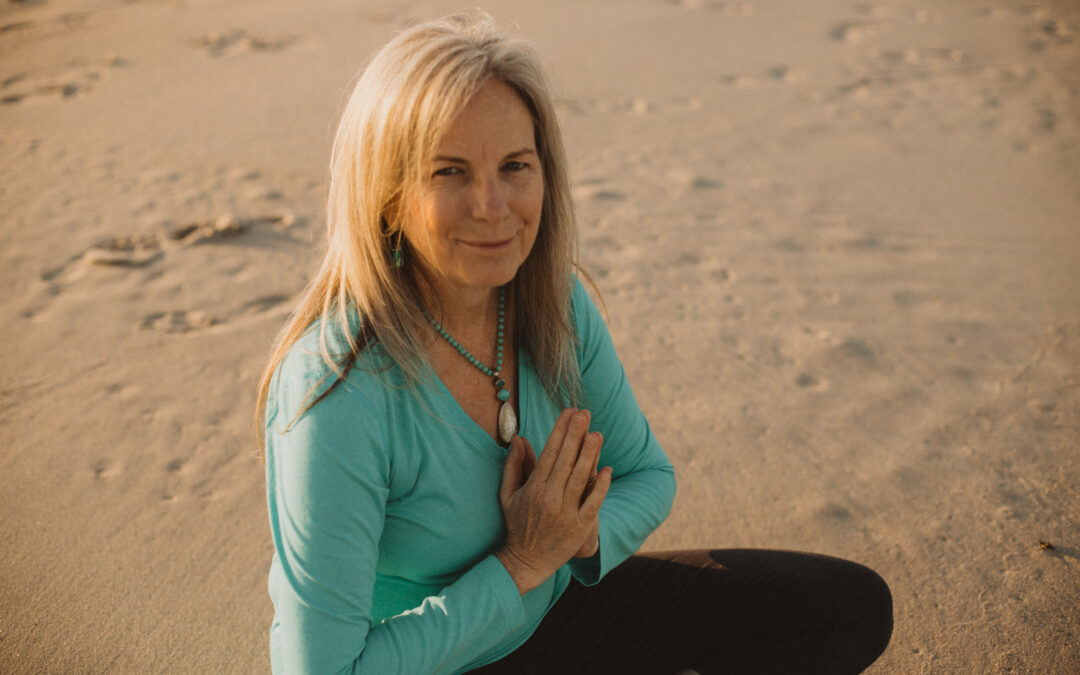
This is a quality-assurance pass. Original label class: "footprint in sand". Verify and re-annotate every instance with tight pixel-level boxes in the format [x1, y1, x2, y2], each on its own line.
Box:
[139, 295, 292, 334]
[892, 290, 934, 308]
[190, 29, 299, 58]
[718, 65, 804, 89]
[667, 0, 754, 16]
[36, 231, 169, 295]
[160, 457, 188, 502]
[80, 212, 296, 269]
[164, 454, 223, 501]
[0, 55, 126, 106]
[583, 233, 643, 284]
[838, 338, 876, 365]
[165, 214, 251, 246]
[774, 238, 806, 253]
[666, 169, 722, 196]
[31, 212, 297, 321]
[81, 218, 240, 270]
[139, 310, 218, 334]
[0, 11, 89, 40]
[103, 382, 142, 401]
[717, 73, 756, 88]
[557, 96, 704, 117]
[789, 336, 877, 391]
[91, 458, 119, 480]
[872, 47, 964, 67]
[84, 235, 164, 268]
[0, 21, 32, 35]
[1033, 106, 1059, 134]
[795, 372, 828, 391]
[712, 267, 734, 283]
[766, 65, 804, 84]
[585, 234, 631, 256]
[814, 501, 853, 520]
[0, 69, 99, 104]
[1026, 16, 1073, 51]
[980, 5, 1073, 51]
[574, 185, 627, 202]
[237, 294, 292, 318]
[831, 21, 881, 45]
[952, 368, 977, 384]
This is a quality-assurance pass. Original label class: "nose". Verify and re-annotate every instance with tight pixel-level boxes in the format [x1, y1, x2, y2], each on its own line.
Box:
[470, 174, 510, 224]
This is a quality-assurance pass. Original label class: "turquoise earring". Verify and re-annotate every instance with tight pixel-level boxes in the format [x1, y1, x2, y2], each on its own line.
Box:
[382, 218, 404, 269]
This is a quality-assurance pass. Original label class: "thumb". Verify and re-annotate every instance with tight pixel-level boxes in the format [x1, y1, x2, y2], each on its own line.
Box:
[499, 436, 524, 507]
[521, 436, 537, 482]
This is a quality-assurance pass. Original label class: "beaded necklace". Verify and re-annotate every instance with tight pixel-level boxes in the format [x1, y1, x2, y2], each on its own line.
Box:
[424, 286, 517, 444]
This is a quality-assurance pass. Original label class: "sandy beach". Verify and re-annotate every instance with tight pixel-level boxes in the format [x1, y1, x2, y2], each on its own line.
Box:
[2, 0, 1078, 671]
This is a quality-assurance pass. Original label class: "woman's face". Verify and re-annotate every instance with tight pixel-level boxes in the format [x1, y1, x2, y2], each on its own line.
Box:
[405, 79, 544, 299]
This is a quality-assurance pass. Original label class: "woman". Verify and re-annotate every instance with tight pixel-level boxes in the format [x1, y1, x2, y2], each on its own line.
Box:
[257, 14, 892, 674]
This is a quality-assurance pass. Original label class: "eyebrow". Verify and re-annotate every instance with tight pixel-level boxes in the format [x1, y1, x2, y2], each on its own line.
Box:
[432, 148, 538, 164]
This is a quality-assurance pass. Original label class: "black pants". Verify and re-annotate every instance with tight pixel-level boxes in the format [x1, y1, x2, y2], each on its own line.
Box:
[472, 549, 893, 675]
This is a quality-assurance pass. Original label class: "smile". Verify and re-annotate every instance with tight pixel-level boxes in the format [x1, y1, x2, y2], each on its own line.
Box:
[459, 236, 515, 250]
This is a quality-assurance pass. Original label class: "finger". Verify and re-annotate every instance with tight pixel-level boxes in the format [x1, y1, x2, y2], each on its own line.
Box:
[550, 409, 591, 487]
[532, 408, 576, 481]
[520, 436, 537, 483]
[579, 466, 612, 521]
[576, 432, 603, 503]
[499, 437, 524, 507]
[568, 431, 603, 498]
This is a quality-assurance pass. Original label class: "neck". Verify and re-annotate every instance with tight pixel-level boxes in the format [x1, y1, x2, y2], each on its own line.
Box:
[415, 275, 500, 332]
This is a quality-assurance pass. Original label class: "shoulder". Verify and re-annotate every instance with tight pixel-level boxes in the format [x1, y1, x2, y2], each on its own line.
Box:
[268, 312, 398, 432]
[569, 275, 607, 345]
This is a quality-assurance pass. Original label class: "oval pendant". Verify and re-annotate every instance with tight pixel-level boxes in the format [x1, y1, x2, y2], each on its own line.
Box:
[498, 401, 518, 444]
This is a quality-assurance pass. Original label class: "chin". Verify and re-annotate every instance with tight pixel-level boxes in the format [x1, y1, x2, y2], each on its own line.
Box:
[462, 262, 523, 291]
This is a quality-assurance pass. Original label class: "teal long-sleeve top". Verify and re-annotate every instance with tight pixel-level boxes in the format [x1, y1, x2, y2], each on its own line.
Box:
[265, 280, 676, 674]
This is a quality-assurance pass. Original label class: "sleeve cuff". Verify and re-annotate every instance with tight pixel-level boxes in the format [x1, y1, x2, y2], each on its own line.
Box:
[477, 554, 527, 633]
[568, 519, 613, 586]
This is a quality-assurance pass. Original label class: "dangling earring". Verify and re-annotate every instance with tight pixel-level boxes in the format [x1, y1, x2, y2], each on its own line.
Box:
[391, 233, 404, 269]
[382, 217, 404, 269]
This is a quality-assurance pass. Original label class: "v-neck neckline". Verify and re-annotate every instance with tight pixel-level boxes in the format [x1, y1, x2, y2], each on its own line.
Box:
[424, 347, 530, 457]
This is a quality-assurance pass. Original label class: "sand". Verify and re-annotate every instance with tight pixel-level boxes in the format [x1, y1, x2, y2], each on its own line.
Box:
[2, 0, 1077, 672]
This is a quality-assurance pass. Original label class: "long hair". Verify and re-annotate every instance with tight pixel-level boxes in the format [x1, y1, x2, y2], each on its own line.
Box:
[255, 14, 582, 449]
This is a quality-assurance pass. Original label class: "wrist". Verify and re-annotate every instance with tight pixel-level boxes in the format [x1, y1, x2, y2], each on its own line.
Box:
[573, 537, 599, 559]
[495, 547, 544, 596]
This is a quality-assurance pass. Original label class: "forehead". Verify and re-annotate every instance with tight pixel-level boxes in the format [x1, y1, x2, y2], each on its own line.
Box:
[435, 79, 537, 155]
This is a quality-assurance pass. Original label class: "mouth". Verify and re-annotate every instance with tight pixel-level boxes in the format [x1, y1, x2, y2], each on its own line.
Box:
[459, 236, 515, 251]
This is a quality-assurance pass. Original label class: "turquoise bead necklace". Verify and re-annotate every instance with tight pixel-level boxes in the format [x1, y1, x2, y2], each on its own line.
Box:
[423, 285, 517, 443]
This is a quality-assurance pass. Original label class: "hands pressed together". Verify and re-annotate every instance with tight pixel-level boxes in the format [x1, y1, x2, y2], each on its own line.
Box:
[495, 409, 612, 595]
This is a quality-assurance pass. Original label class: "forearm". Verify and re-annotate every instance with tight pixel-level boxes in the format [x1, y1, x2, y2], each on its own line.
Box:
[569, 464, 676, 585]
[360, 556, 525, 673]
[275, 555, 526, 675]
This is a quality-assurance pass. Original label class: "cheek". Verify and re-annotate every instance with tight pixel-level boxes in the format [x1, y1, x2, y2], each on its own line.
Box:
[522, 187, 543, 251]
[409, 192, 456, 243]
[522, 181, 544, 226]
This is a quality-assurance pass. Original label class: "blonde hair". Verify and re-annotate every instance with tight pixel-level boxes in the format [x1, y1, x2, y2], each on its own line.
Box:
[255, 14, 582, 448]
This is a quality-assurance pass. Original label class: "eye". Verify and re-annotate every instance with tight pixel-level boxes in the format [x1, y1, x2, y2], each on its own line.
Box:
[432, 166, 462, 178]
[503, 160, 529, 172]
